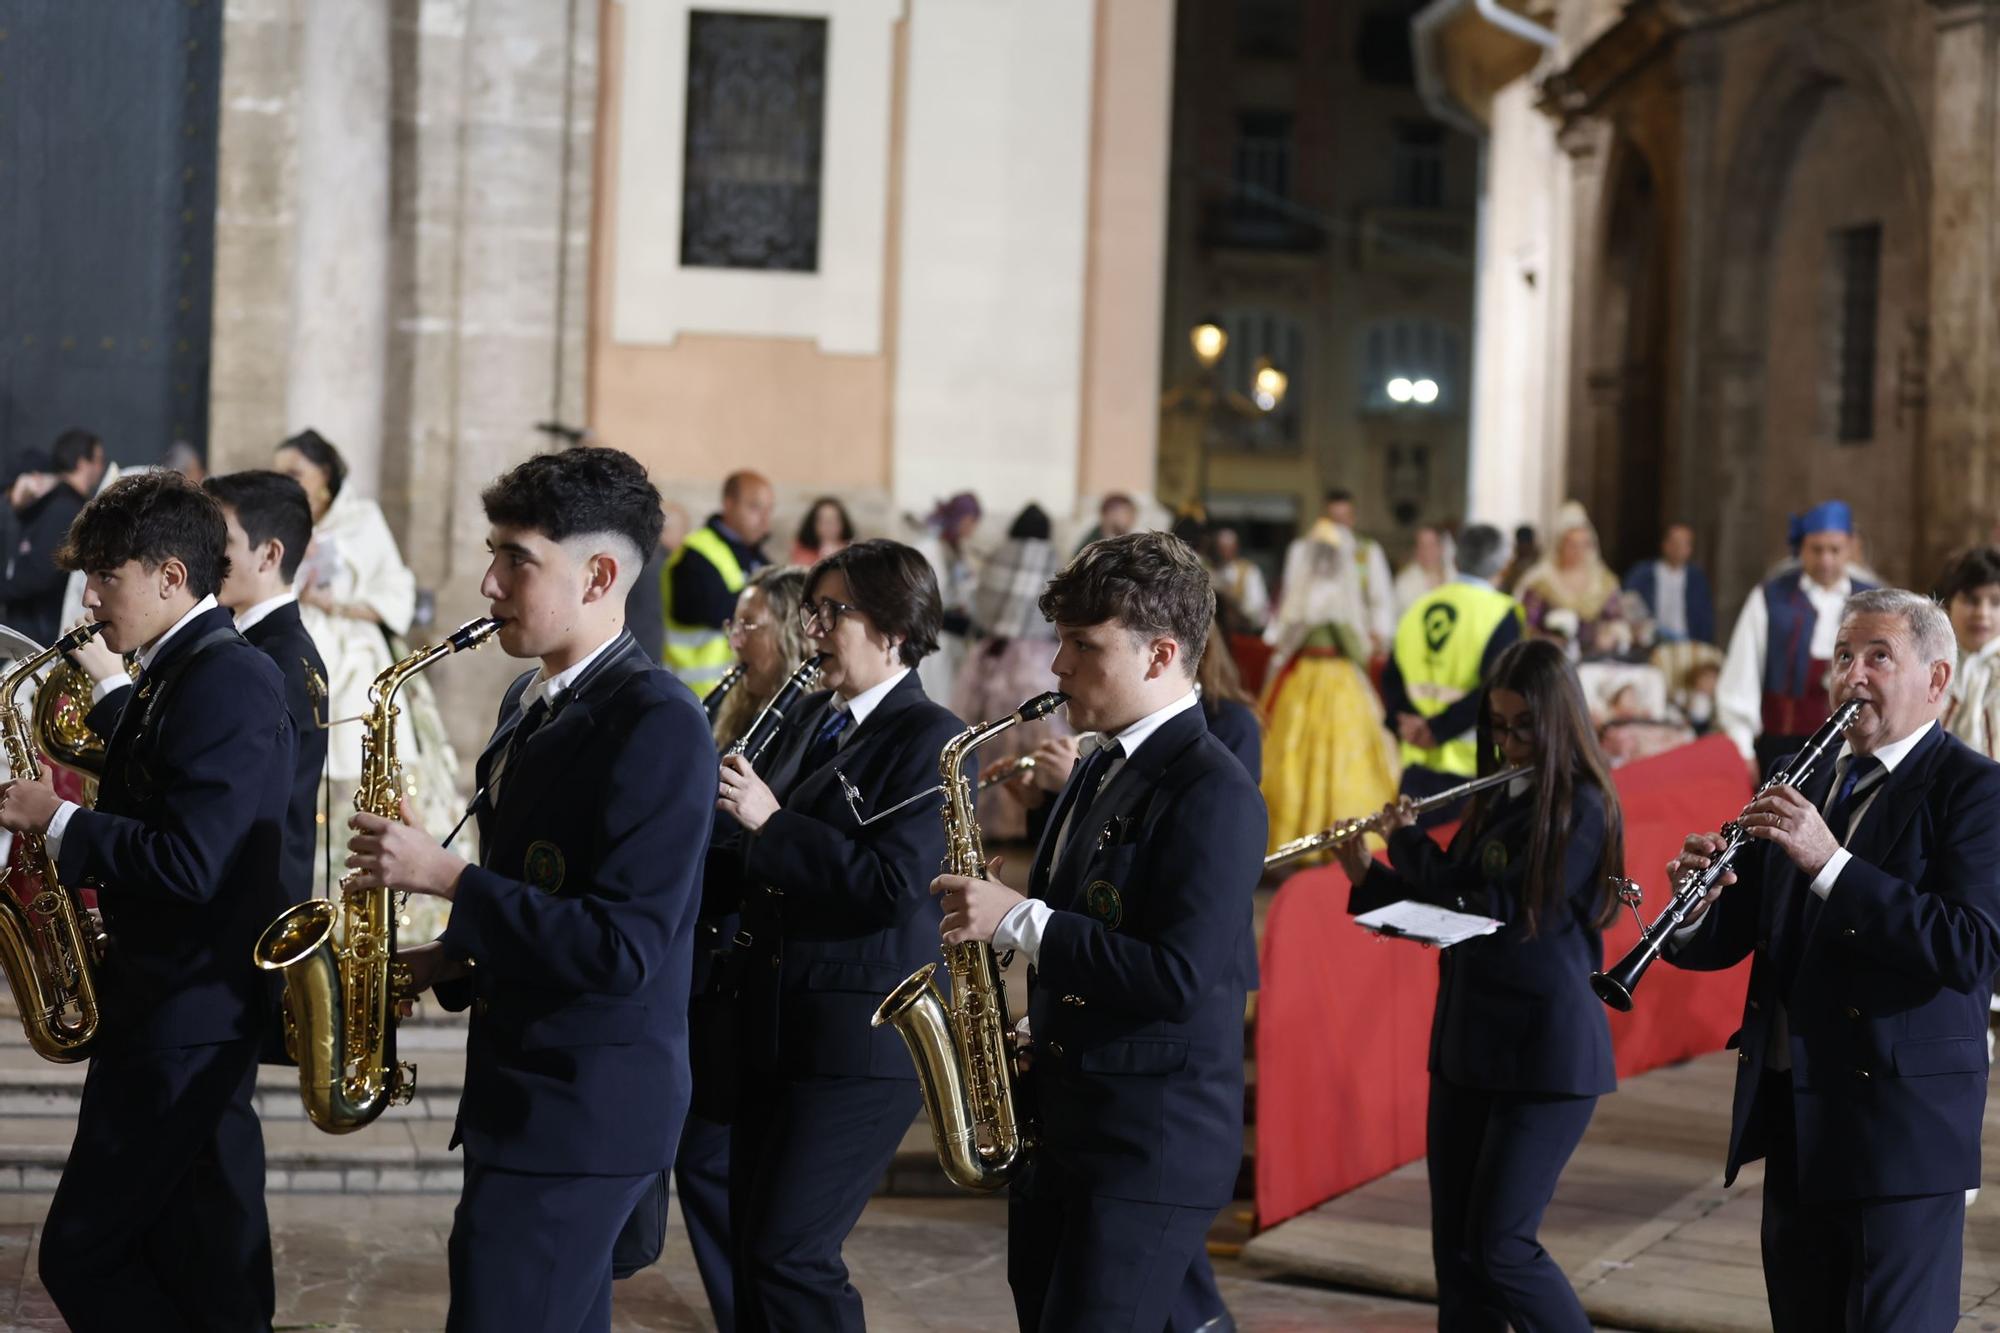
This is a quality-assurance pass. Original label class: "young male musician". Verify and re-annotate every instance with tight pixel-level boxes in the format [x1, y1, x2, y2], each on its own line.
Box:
[0, 470, 297, 1331]
[347, 447, 712, 1332]
[69, 470, 328, 916]
[935, 531, 1267, 1331]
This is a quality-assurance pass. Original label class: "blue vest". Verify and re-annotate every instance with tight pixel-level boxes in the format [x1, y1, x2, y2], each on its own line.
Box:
[1761, 569, 1875, 697]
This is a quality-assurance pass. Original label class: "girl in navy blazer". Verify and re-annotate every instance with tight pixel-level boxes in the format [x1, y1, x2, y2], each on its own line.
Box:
[712, 540, 962, 1333]
[1336, 638, 1624, 1332]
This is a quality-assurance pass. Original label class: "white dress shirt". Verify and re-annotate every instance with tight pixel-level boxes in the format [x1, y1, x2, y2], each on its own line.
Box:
[48, 596, 220, 852]
[991, 688, 1203, 968]
[1652, 562, 1689, 641]
[824, 667, 910, 747]
[517, 629, 624, 717]
[234, 591, 297, 634]
[1716, 575, 1853, 761]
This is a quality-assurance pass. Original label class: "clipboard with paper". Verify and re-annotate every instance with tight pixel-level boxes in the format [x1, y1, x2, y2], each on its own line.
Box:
[1354, 900, 1503, 948]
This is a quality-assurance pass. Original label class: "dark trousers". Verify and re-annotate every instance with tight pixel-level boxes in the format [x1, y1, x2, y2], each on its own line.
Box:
[1165, 1249, 1231, 1331]
[675, 1110, 736, 1332]
[446, 1157, 656, 1333]
[1757, 1074, 1963, 1332]
[1009, 1187, 1218, 1332]
[730, 1070, 918, 1333]
[1426, 1074, 1596, 1333]
[40, 1036, 271, 1333]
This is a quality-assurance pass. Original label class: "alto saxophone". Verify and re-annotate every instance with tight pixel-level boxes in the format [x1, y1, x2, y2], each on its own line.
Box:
[872, 690, 1067, 1191]
[254, 616, 504, 1133]
[0, 623, 110, 1062]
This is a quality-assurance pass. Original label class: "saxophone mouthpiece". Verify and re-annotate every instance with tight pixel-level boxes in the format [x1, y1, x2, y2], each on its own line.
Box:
[446, 617, 507, 652]
[1018, 691, 1068, 723]
[54, 622, 107, 654]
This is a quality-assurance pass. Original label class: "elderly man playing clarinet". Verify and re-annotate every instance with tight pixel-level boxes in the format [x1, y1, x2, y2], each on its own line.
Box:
[1664, 588, 2000, 1333]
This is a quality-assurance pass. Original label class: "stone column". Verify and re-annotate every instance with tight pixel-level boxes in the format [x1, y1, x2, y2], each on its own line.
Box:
[284, 0, 391, 498]
[1926, 0, 2000, 569]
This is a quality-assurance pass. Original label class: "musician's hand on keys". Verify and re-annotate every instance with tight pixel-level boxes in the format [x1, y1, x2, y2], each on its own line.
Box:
[0, 777, 61, 834]
[717, 754, 780, 831]
[935, 859, 1024, 946]
[1380, 797, 1418, 835]
[347, 799, 469, 900]
[1668, 832, 1734, 922]
[1331, 835, 1374, 884]
[1741, 784, 1840, 877]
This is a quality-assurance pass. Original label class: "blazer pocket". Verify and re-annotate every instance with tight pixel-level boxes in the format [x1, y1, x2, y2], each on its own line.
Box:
[803, 960, 909, 994]
[1892, 1036, 1986, 1076]
[1077, 1037, 1189, 1076]
[519, 1000, 649, 1051]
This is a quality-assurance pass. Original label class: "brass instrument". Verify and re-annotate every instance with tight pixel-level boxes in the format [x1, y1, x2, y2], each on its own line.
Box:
[1592, 698, 1862, 1011]
[1264, 766, 1535, 870]
[33, 657, 109, 784]
[725, 653, 826, 765]
[873, 690, 1068, 1192]
[702, 662, 747, 724]
[0, 624, 110, 1061]
[253, 616, 504, 1132]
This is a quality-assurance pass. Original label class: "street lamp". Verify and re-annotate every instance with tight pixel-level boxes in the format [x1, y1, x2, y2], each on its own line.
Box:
[1191, 320, 1228, 369]
[1161, 320, 1288, 508]
[1253, 357, 1289, 412]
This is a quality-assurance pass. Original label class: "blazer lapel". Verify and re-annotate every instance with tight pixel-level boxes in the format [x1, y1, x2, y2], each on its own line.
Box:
[1842, 725, 1946, 871]
[1048, 705, 1207, 907]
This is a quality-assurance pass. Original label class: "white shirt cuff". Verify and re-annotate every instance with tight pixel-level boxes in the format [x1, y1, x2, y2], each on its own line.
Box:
[1809, 848, 1850, 899]
[90, 677, 130, 706]
[45, 801, 80, 857]
[993, 897, 1053, 969]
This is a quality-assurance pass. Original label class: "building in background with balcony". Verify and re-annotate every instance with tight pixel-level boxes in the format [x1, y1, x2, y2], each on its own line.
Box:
[1160, 0, 1478, 574]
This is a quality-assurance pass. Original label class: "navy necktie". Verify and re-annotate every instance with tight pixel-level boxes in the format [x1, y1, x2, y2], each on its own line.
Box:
[490, 696, 551, 806]
[1823, 754, 1884, 840]
[801, 707, 852, 774]
[1066, 740, 1125, 833]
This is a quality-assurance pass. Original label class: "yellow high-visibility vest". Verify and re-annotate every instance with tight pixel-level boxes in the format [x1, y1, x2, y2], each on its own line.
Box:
[1391, 581, 1523, 776]
[663, 526, 748, 690]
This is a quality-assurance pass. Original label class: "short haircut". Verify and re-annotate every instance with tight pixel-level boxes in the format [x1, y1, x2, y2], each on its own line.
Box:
[57, 470, 228, 598]
[51, 429, 102, 474]
[805, 539, 943, 668]
[481, 448, 665, 574]
[203, 470, 315, 581]
[1936, 546, 2000, 607]
[1842, 587, 1956, 668]
[1039, 531, 1215, 677]
[1324, 488, 1355, 506]
[279, 429, 348, 501]
[1100, 492, 1136, 515]
[1456, 524, 1508, 579]
[723, 470, 770, 503]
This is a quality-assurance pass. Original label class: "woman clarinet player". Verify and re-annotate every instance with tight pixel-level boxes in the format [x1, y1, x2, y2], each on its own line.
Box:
[672, 563, 812, 1332]
[1333, 638, 1624, 1333]
[711, 539, 962, 1333]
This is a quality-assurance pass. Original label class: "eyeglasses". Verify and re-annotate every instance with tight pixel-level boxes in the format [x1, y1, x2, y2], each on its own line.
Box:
[723, 617, 769, 640]
[1487, 716, 1537, 743]
[800, 598, 860, 633]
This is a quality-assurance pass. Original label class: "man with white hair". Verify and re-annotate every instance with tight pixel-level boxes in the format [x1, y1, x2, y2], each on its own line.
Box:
[1665, 588, 2000, 1332]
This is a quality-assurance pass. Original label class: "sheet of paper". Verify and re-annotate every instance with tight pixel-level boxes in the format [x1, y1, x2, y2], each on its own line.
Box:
[1354, 900, 1503, 948]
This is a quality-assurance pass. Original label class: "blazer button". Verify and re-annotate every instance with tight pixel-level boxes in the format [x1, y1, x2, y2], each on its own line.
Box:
[1062, 994, 1086, 1007]
[1738, 1050, 1750, 1064]
[769, 956, 781, 970]
[474, 998, 490, 1017]
[1845, 1006, 1861, 1020]
[1854, 1068, 1871, 1080]
[1047, 1042, 1065, 1061]
[1841, 928, 1857, 939]
[1747, 998, 1760, 1011]
[1757, 937, 1771, 953]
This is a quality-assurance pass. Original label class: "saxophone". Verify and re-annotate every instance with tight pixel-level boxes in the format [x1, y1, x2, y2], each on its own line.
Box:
[872, 689, 1067, 1191]
[0, 623, 110, 1062]
[253, 616, 504, 1133]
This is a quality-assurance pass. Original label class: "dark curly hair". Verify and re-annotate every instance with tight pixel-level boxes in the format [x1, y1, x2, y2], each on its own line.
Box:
[1935, 546, 2000, 608]
[58, 470, 229, 598]
[805, 539, 943, 668]
[1039, 531, 1215, 677]
[480, 447, 665, 568]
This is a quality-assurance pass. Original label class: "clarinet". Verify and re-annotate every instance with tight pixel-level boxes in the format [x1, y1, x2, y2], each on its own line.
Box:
[1590, 697, 1864, 1011]
[725, 654, 827, 765]
[702, 662, 747, 724]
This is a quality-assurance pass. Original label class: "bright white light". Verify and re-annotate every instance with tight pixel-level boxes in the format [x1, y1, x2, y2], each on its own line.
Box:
[1253, 389, 1277, 411]
[1387, 378, 1415, 403]
[1412, 378, 1440, 405]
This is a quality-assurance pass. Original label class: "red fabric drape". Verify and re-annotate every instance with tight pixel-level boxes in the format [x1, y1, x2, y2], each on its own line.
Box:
[1254, 734, 1756, 1227]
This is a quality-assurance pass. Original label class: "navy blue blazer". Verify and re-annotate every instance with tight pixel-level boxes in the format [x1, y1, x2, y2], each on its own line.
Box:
[57, 606, 296, 1049]
[434, 631, 713, 1176]
[1205, 697, 1262, 783]
[240, 602, 328, 908]
[713, 670, 961, 1080]
[1622, 559, 1716, 644]
[1021, 702, 1266, 1209]
[1351, 781, 1617, 1098]
[1668, 724, 2000, 1199]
